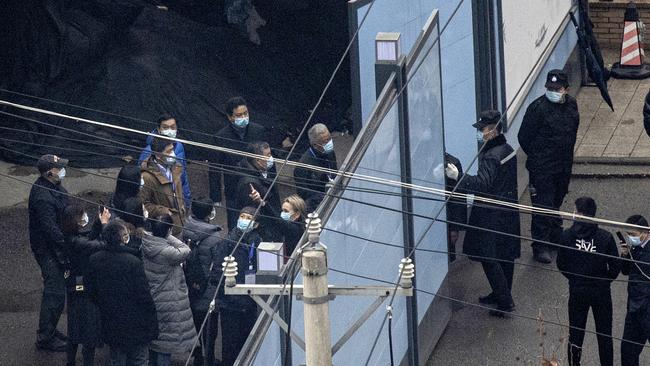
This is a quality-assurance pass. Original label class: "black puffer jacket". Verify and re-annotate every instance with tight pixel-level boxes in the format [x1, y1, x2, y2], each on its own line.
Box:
[557, 222, 620, 288]
[459, 135, 521, 261]
[621, 242, 650, 313]
[518, 94, 580, 175]
[181, 216, 222, 313]
[28, 176, 69, 264]
[64, 219, 106, 288]
[210, 228, 261, 312]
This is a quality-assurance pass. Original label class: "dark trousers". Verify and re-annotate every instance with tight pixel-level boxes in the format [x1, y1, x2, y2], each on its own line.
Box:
[34, 252, 66, 343]
[567, 287, 613, 366]
[66, 343, 95, 366]
[481, 260, 514, 306]
[220, 307, 257, 366]
[529, 172, 571, 249]
[108, 344, 149, 366]
[621, 303, 650, 366]
[192, 309, 219, 366]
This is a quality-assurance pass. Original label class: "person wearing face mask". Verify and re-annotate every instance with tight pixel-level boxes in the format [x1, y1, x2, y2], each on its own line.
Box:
[61, 204, 111, 366]
[86, 220, 158, 366]
[119, 197, 150, 257]
[518, 69, 580, 264]
[141, 214, 196, 366]
[556, 197, 619, 366]
[138, 114, 192, 210]
[28, 154, 70, 352]
[279, 194, 307, 257]
[445, 110, 520, 317]
[233, 141, 281, 238]
[181, 197, 223, 366]
[140, 137, 186, 236]
[209, 206, 261, 366]
[293, 123, 339, 212]
[209, 97, 266, 216]
[620, 215, 650, 365]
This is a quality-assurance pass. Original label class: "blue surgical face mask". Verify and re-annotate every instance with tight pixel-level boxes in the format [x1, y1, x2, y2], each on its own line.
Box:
[237, 218, 254, 232]
[234, 117, 249, 128]
[81, 213, 89, 227]
[160, 129, 177, 138]
[266, 155, 274, 170]
[280, 211, 292, 221]
[57, 167, 66, 180]
[628, 236, 643, 247]
[476, 131, 484, 142]
[323, 139, 334, 154]
[545, 90, 565, 103]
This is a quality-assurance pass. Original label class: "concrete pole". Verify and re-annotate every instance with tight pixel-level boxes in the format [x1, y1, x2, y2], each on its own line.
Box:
[302, 247, 332, 366]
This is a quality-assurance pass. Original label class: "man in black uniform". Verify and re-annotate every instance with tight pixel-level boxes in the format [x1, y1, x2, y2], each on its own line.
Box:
[293, 123, 338, 212]
[209, 96, 266, 229]
[620, 215, 650, 365]
[557, 197, 619, 366]
[518, 69, 580, 263]
[28, 154, 70, 351]
[445, 110, 520, 316]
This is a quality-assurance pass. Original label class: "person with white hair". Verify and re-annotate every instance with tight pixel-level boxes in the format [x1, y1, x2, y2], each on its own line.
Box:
[293, 123, 338, 211]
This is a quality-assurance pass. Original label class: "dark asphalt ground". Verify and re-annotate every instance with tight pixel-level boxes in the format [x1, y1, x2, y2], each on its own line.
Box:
[428, 176, 650, 365]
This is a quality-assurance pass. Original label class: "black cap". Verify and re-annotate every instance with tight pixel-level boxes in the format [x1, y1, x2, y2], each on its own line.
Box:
[545, 69, 569, 89]
[37, 154, 68, 173]
[473, 110, 501, 129]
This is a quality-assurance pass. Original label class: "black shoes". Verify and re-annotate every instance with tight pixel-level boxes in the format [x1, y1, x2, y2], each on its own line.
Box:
[478, 293, 497, 305]
[36, 336, 67, 352]
[533, 247, 552, 264]
[489, 302, 515, 317]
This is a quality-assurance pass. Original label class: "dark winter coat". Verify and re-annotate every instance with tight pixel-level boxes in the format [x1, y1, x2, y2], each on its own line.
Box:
[445, 153, 468, 232]
[518, 94, 580, 176]
[208, 122, 267, 203]
[643, 89, 650, 137]
[141, 233, 197, 354]
[458, 135, 521, 261]
[293, 147, 338, 212]
[28, 176, 69, 265]
[234, 158, 281, 240]
[86, 245, 158, 347]
[63, 219, 105, 346]
[181, 216, 223, 313]
[281, 217, 305, 258]
[210, 228, 261, 312]
[621, 242, 650, 313]
[557, 222, 620, 289]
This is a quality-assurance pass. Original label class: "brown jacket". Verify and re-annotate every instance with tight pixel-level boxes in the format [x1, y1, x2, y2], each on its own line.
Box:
[140, 161, 186, 235]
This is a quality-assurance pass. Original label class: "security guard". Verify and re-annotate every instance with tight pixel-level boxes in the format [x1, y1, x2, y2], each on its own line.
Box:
[446, 110, 520, 316]
[518, 69, 580, 263]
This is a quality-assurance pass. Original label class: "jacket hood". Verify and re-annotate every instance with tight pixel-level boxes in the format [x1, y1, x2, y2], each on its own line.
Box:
[182, 216, 221, 243]
[568, 221, 598, 238]
[141, 233, 173, 260]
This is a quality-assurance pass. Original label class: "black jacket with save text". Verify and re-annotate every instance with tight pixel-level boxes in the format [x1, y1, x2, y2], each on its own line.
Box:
[557, 222, 620, 289]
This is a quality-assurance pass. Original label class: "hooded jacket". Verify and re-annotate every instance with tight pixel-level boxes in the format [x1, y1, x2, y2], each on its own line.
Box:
[181, 216, 222, 313]
[557, 222, 620, 288]
[141, 233, 197, 354]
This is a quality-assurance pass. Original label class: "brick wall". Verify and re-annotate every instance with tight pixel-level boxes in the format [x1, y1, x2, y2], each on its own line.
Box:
[590, 0, 650, 48]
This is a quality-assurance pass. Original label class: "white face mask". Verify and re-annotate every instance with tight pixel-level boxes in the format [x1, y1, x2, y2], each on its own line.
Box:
[140, 177, 145, 188]
[208, 209, 216, 221]
[164, 150, 177, 165]
[143, 206, 149, 220]
[81, 213, 89, 227]
[160, 129, 177, 138]
[56, 168, 66, 180]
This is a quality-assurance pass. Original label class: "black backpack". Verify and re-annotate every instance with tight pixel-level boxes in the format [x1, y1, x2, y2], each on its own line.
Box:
[184, 239, 208, 299]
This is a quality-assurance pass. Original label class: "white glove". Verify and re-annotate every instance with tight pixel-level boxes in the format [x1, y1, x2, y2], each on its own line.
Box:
[445, 163, 459, 180]
[432, 163, 445, 181]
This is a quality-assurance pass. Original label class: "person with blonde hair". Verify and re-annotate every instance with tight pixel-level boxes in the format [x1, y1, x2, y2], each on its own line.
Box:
[280, 194, 307, 257]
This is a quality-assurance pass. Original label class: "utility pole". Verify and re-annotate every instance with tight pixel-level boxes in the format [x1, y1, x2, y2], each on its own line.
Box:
[223, 212, 414, 365]
[302, 213, 332, 365]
